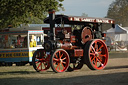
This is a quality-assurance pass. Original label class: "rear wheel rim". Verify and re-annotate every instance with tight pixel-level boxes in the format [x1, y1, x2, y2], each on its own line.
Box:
[88, 39, 108, 70]
[51, 49, 70, 73]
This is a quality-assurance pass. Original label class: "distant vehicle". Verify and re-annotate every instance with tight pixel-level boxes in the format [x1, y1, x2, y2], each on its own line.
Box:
[105, 36, 128, 51]
[0, 27, 44, 66]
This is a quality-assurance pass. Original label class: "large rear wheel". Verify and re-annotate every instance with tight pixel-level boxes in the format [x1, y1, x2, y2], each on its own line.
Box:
[50, 49, 70, 73]
[84, 39, 109, 70]
[32, 50, 50, 72]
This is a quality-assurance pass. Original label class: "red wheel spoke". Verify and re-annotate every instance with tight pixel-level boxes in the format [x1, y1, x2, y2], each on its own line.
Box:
[53, 58, 59, 62]
[42, 62, 47, 68]
[55, 54, 58, 58]
[35, 61, 39, 64]
[97, 51, 102, 54]
[97, 58, 104, 66]
[61, 62, 65, 69]
[58, 65, 60, 70]
[91, 56, 96, 62]
[91, 46, 96, 53]
[90, 49, 94, 53]
[98, 60, 103, 65]
[97, 57, 102, 62]
[90, 53, 95, 56]
[62, 57, 66, 60]
[56, 63, 60, 70]
[62, 61, 66, 64]
[98, 45, 103, 51]
[95, 58, 97, 66]
[37, 62, 42, 69]
[99, 54, 106, 57]
[92, 58, 96, 65]
[60, 54, 64, 59]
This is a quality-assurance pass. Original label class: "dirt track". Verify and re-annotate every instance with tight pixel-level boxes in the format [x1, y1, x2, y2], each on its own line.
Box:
[0, 52, 128, 85]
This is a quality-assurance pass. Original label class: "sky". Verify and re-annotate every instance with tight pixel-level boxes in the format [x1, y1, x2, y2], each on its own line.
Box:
[57, 0, 115, 17]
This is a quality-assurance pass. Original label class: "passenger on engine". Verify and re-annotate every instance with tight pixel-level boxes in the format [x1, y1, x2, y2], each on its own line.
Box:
[92, 23, 102, 39]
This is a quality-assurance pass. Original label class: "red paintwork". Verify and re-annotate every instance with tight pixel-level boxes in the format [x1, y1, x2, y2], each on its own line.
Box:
[74, 49, 83, 57]
[81, 27, 93, 44]
[70, 35, 76, 43]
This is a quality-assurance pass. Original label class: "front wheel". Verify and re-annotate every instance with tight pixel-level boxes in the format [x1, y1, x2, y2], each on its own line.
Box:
[84, 39, 109, 70]
[50, 49, 70, 73]
[32, 50, 50, 72]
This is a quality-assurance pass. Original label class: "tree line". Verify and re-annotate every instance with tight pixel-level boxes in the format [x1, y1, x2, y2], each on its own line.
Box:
[107, 0, 128, 27]
[0, 0, 64, 29]
[0, 0, 128, 29]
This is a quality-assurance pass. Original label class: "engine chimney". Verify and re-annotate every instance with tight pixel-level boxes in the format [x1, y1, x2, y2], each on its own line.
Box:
[48, 9, 56, 41]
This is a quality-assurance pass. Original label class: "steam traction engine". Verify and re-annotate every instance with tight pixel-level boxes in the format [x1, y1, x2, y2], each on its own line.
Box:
[32, 10, 115, 73]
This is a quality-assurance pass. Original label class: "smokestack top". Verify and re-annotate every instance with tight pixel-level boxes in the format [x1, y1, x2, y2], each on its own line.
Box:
[48, 9, 55, 14]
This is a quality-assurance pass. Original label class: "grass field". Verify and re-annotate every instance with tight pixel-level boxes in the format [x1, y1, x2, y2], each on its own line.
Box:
[0, 52, 128, 85]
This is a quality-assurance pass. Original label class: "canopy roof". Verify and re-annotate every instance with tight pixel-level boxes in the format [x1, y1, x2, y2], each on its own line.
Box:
[106, 24, 128, 34]
[115, 25, 128, 34]
[44, 14, 115, 25]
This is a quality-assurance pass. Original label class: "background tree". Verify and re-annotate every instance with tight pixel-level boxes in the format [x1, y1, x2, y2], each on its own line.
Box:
[107, 0, 128, 27]
[0, 0, 64, 29]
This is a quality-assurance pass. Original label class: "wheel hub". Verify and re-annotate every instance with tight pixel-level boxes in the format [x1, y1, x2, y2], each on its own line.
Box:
[95, 52, 99, 57]
[60, 59, 63, 63]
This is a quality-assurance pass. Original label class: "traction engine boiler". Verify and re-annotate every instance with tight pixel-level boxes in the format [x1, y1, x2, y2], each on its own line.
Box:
[32, 10, 115, 73]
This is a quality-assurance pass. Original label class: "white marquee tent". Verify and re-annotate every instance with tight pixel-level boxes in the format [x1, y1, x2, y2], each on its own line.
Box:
[105, 24, 128, 41]
[105, 24, 128, 51]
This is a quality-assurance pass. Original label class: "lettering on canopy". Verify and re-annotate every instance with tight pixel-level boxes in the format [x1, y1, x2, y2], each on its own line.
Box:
[68, 17, 114, 24]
